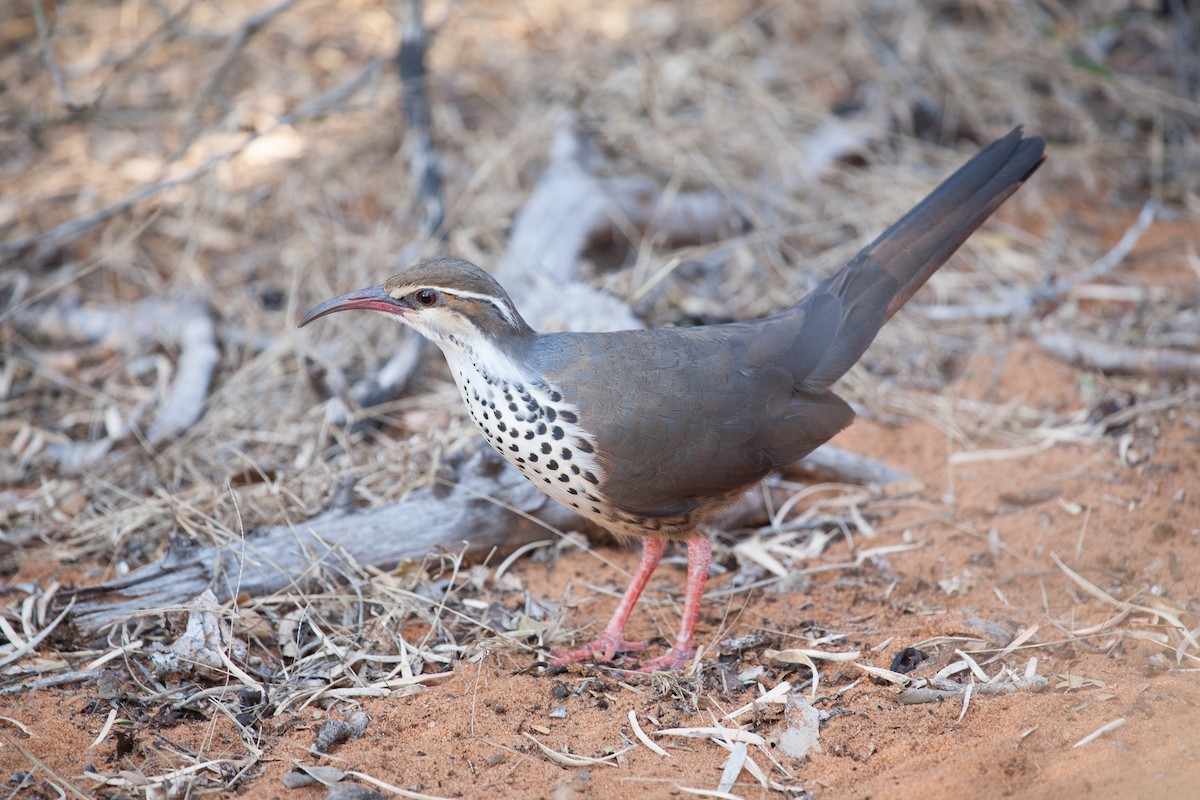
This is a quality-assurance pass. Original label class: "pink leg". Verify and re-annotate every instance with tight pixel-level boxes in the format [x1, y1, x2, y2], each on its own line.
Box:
[550, 537, 666, 666]
[638, 536, 712, 673]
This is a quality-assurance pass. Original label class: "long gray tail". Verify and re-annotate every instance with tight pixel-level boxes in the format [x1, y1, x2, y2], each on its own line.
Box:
[800, 127, 1045, 391]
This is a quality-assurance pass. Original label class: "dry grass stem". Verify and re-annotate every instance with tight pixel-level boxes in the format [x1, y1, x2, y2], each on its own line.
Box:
[1071, 717, 1127, 749]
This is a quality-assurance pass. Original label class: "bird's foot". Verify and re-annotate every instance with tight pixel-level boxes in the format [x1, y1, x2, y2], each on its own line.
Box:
[549, 632, 649, 666]
[634, 646, 695, 674]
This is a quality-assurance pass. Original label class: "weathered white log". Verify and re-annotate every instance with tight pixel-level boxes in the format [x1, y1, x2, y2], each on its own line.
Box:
[793, 445, 913, 488]
[65, 442, 906, 638]
[66, 447, 584, 637]
[496, 115, 744, 334]
[15, 293, 219, 459]
[1035, 326, 1200, 378]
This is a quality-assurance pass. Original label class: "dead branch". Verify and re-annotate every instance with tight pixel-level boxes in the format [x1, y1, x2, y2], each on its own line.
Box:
[350, 335, 425, 417]
[29, 0, 74, 109]
[290, 57, 388, 121]
[496, 115, 744, 333]
[147, 301, 219, 443]
[916, 200, 1158, 324]
[62, 447, 585, 638]
[1048, 200, 1158, 297]
[340, 0, 444, 418]
[96, 2, 197, 104]
[13, 294, 219, 454]
[495, 117, 647, 333]
[0, 56, 387, 264]
[0, 160, 229, 265]
[1034, 325, 1200, 378]
[171, 0, 300, 160]
[896, 673, 1048, 704]
[791, 445, 914, 488]
[913, 289, 1034, 324]
[397, 0, 445, 241]
[59, 441, 813, 640]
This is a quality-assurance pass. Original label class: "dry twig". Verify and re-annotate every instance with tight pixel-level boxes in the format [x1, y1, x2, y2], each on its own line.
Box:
[172, 0, 300, 159]
[1034, 326, 1200, 378]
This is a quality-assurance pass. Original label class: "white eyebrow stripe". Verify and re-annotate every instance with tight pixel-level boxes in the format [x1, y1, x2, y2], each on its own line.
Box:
[392, 284, 517, 327]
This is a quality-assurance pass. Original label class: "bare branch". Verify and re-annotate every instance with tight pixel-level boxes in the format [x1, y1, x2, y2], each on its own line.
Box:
[496, 115, 743, 333]
[11, 294, 220, 452]
[1035, 325, 1200, 378]
[1046, 199, 1158, 297]
[0, 57, 387, 262]
[397, 0, 445, 241]
[171, 0, 300, 160]
[61, 447, 586, 637]
[29, 0, 74, 109]
[916, 200, 1158, 324]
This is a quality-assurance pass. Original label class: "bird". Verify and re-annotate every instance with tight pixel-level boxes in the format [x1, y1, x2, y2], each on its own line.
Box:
[300, 127, 1045, 673]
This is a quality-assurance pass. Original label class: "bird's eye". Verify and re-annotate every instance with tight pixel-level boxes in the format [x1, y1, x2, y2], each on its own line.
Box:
[414, 289, 439, 307]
